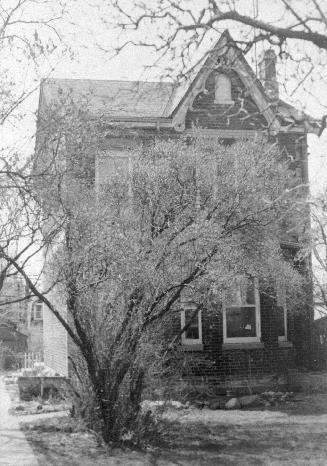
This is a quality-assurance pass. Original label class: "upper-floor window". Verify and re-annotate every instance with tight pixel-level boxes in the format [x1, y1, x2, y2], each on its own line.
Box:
[95, 150, 131, 192]
[214, 74, 233, 104]
[223, 276, 261, 343]
[32, 303, 43, 321]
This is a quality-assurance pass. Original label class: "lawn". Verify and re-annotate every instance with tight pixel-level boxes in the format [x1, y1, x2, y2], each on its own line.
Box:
[20, 394, 327, 466]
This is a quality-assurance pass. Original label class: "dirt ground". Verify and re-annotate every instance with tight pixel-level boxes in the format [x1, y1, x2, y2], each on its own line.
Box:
[20, 394, 327, 465]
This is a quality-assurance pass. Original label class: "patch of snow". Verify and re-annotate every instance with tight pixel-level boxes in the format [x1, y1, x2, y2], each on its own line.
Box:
[164, 408, 289, 425]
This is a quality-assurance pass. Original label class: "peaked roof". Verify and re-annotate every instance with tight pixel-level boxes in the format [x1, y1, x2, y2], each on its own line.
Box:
[39, 30, 320, 134]
[41, 79, 177, 119]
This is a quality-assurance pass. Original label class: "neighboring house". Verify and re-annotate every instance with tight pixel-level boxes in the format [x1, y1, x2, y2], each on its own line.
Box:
[0, 324, 28, 369]
[37, 31, 319, 382]
[25, 299, 44, 355]
[0, 274, 44, 358]
[0, 274, 28, 327]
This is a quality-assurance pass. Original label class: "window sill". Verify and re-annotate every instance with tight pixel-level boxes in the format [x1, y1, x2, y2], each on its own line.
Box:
[222, 342, 264, 350]
[214, 100, 234, 105]
[278, 341, 293, 348]
[181, 344, 204, 352]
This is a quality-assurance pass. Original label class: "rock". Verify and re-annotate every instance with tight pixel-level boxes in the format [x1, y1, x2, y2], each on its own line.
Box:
[225, 397, 241, 409]
[37, 404, 43, 411]
[192, 400, 206, 409]
[239, 394, 261, 408]
[15, 405, 25, 411]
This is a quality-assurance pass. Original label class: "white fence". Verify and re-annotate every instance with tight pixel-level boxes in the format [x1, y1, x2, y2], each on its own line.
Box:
[24, 352, 43, 369]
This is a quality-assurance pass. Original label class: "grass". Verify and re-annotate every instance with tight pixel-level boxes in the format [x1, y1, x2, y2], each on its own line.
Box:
[21, 394, 327, 466]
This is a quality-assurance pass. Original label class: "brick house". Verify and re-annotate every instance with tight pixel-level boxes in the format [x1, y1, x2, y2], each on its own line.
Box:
[37, 31, 319, 384]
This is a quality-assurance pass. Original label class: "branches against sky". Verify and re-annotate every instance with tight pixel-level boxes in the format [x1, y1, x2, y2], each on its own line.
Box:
[101, 0, 327, 118]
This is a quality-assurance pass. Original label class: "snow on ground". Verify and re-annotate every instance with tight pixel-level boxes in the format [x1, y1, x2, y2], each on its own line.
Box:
[164, 406, 327, 426]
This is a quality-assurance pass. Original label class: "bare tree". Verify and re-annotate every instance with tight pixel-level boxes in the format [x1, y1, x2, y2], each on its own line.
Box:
[105, 0, 327, 127]
[21, 100, 305, 442]
[310, 189, 327, 315]
[0, 0, 70, 320]
[0, 0, 69, 125]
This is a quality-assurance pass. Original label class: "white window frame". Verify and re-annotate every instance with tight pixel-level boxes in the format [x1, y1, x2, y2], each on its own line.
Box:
[276, 282, 288, 342]
[181, 303, 202, 345]
[33, 303, 43, 321]
[223, 277, 261, 344]
[214, 73, 234, 104]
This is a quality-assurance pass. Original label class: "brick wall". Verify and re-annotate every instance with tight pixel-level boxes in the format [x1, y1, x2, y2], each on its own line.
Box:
[169, 289, 297, 381]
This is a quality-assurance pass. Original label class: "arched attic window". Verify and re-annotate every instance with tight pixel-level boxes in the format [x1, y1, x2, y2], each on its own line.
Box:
[214, 73, 233, 104]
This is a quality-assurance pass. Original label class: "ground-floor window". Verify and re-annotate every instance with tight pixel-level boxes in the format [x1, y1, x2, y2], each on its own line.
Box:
[276, 281, 288, 342]
[223, 276, 261, 343]
[181, 303, 202, 345]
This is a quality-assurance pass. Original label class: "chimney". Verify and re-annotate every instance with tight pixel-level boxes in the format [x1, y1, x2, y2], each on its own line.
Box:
[259, 49, 279, 101]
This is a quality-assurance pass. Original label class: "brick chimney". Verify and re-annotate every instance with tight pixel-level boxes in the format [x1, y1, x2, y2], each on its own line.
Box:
[259, 49, 279, 101]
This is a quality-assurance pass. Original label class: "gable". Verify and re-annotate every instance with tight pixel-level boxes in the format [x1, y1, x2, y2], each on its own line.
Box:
[185, 69, 268, 131]
[171, 31, 280, 133]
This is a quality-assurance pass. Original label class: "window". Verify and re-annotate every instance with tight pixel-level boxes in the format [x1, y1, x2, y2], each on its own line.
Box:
[223, 276, 261, 343]
[214, 74, 233, 104]
[276, 281, 287, 342]
[181, 303, 202, 345]
[33, 303, 43, 321]
[95, 150, 131, 192]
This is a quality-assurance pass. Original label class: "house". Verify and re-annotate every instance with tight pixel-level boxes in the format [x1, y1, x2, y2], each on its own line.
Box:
[37, 31, 319, 384]
[0, 324, 28, 369]
[0, 273, 44, 359]
[25, 299, 44, 355]
[0, 274, 27, 327]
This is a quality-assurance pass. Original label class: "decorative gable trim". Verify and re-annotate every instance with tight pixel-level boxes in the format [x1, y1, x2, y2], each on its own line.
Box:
[185, 128, 266, 139]
[171, 30, 281, 134]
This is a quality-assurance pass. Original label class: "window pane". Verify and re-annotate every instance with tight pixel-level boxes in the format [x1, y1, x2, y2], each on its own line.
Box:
[226, 306, 256, 338]
[276, 306, 286, 337]
[276, 281, 286, 337]
[34, 304, 42, 319]
[184, 309, 199, 339]
[245, 279, 255, 305]
[226, 277, 255, 306]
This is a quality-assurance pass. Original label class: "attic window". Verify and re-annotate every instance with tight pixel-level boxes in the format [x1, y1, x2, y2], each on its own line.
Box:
[214, 74, 233, 104]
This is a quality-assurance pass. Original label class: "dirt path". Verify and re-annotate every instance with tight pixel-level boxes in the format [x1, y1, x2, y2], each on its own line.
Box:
[0, 379, 38, 466]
